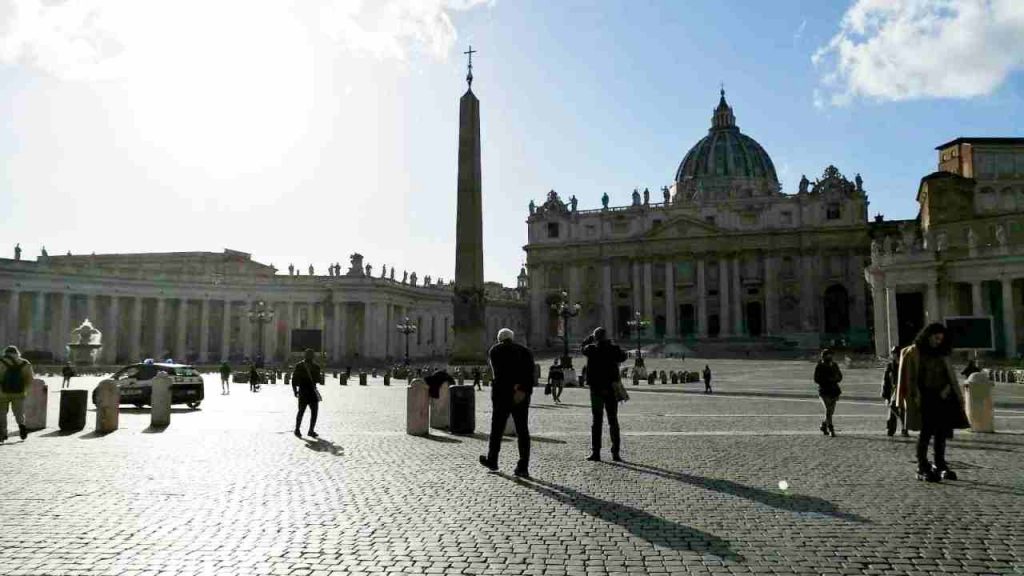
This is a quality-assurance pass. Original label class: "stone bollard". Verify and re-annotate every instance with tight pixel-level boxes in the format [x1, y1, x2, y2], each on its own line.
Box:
[22, 379, 48, 431]
[340, 374, 348, 386]
[359, 373, 368, 386]
[448, 384, 475, 435]
[150, 373, 173, 428]
[94, 379, 120, 433]
[58, 389, 88, 432]
[964, 372, 995, 433]
[429, 380, 451, 430]
[406, 378, 429, 436]
[383, 373, 391, 386]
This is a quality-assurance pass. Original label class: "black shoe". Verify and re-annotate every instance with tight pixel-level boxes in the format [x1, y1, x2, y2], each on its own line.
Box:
[478, 455, 498, 471]
[916, 467, 941, 483]
[18, 425, 27, 441]
[586, 453, 601, 462]
[294, 429, 302, 438]
[828, 425, 836, 438]
[820, 422, 829, 435]
[935, 466, 957, 481]
[513, 467, 530, 479]
[901, 429, 910, 437]
[612, 453, 623, 462]
[308, 431, 319, 439]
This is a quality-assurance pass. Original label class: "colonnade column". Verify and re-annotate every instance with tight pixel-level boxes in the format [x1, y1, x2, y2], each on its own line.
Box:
[800, 255, 816, 332]
[631, 261, 642, 317]
[695, 260, 706, 337]
[241, 300, 253, 360]
[27, 291, 45, 351]
[86, 294, 97, 325]
[175, 298, 188, 362]
[59, 292, 71, 358]
[665, 262, 677, 338]
[154, 297, 166, 359]
[4, 290, 19, 347]
[568, 265, 582, 338]
[220, 299, 231, 361]
[1002, 279, 1017, 357]
[885, 286, 897, 352]
[362, 302, 373, 359]
[871, 280, 888, 358]
[718, 259, 731, 337]
[971, 282, 984, 316]
[332, 302, 342, 360]
[925, 282, 940, 323]
[199, 299, 210, 363]
[642, 262, 654, 334]
[130, 296, 142, 362]
[105, 296, 119, 363]
[732, 258, 743, 336]
[764, 256, 777, 336]
[601, 261, 613, 331]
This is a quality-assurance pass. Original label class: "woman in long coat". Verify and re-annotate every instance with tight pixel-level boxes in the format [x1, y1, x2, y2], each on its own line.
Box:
[896, 323, 969, 482]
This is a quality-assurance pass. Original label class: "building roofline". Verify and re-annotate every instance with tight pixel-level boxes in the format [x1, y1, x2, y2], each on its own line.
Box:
[934, 137, 1024, 150]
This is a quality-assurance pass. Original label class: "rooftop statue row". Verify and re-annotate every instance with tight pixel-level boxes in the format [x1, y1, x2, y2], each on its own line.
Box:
[281, 254, 452, 288]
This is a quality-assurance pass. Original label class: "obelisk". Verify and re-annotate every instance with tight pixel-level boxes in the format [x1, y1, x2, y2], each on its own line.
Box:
[451, 46, 487, 366]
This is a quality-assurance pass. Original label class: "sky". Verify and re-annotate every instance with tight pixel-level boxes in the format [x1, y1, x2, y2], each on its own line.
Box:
[0, 0, 1022, 286]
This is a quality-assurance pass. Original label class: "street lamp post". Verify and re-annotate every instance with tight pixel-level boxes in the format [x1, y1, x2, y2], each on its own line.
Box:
[626, 310, 650, 371]
[396, 317, 418, 367]
[551, 290, 581, 369]
[247, 301, 275, 369]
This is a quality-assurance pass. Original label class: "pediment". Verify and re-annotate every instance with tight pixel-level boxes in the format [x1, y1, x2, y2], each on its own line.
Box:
[643, 214, 721, 240]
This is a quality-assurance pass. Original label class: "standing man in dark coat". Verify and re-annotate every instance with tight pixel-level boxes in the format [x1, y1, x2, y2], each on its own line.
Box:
[480, 328, 535, 478]
[291, 349, 323, 439]
[582, 327, 628, 462]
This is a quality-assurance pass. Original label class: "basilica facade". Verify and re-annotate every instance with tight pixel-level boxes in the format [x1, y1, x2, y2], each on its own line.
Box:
[525, 92, 873, 352]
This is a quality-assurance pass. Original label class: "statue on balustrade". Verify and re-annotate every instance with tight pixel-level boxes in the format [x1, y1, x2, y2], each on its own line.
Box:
[528, 200, 535, 216]
[402, 270, 408, 284]
[390, 268, 395, 281]
[380, 264, 387, 278]
[13, 243, 20, 261]
[410, 272, 418, 286]
[365, 263, 372, 277]
[798, 175, 809, 195]
[631, 188, 641, 206]
[855, 173, 863, 193]
[570, 195, 578, 212]
[643, 188, 650, 205]
[288, 263, 295, 276]
[662, 186, 670, 204]
[601, 192, 609, 209]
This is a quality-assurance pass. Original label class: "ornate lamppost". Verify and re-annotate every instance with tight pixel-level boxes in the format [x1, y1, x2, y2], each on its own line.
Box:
[551, 290, 581, 368]
[626, 310, 650, 372]
[396, 317, 417, 366]
[247, 301, 275, 368]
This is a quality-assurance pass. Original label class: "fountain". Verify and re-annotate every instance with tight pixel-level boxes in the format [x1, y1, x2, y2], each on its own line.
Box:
[68, 319, 103, 365]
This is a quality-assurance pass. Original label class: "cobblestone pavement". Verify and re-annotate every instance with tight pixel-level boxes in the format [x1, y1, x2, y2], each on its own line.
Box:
[1, 358, 1022, 576]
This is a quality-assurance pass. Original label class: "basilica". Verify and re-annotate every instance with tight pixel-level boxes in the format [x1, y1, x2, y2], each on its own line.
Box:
[526, 91, 874, 353]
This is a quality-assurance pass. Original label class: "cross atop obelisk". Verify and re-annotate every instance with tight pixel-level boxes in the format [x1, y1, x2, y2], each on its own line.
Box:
[464, 45, 476, 88]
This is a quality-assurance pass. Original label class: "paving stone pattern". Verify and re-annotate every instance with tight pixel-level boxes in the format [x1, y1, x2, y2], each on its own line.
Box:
[1, 358, 1022, 576]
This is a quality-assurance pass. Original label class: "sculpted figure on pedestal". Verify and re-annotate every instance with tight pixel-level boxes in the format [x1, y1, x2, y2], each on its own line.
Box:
[631, 188, 641, 206]
[410, 272, 418, 286]
[662, 186, 670, 204]
[798, 175, 809, 195]
[528, 200, 535, 215]
[365, 263, 372, 277]
[643, 188, 650, 205]
[390, 268, 395, 281]
[570, 195, 578, 212]
[13, 243, 20, 261]
[402, 271, 408, 284]
[601, 192, 609, 209]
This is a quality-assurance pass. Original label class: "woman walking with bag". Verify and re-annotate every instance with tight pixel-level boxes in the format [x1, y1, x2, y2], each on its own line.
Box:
[896, 323, 969, 482]
[814, 349, 843, 437]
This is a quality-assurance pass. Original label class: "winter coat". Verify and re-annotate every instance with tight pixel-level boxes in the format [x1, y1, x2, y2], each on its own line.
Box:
[0, 356, 34, 400]
[896, 344, 968, 432]
[813, 361, 843, 397]
[582, 340, 628, 396]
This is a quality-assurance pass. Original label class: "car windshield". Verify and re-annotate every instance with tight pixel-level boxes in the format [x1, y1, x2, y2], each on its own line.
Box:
[113, 366, 140, 380]
[170, 367, 200, 377]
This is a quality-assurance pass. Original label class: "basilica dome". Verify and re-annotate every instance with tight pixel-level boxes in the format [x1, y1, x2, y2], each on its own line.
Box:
[674, 91, 780, 200]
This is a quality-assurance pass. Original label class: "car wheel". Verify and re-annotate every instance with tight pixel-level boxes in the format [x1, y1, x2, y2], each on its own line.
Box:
[187, 402, 200, 409]
[133, 403, 144, 409]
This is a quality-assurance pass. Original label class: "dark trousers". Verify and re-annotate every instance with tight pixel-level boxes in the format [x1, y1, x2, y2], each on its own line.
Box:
[703, 377, 712, 392]
[487, 399, 530, 471]
[590, 392, 620, 456]
[296, 397, 319, 433]
[917, 397, 949, 470]
[820, 395, 838, 427]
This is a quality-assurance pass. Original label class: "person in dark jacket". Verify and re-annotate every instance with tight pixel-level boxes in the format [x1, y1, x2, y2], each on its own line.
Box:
[814, 348, 843, 437]
[0, 346, 34, 443]
[897, 323, 969, 482]
[61, 362, 75, 389]
[702, 365, 712, 393]
[219, 362, 231, 395]
[291, 349, 323, 439]
[547, 359, 564, 404]
[582, 327, 628, 462]
[882, 345, 908, 437]
[249, 363, 260, 392]
[481, 328, 535, 478]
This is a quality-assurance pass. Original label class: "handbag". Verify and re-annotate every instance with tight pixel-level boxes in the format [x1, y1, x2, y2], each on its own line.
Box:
[301, 363, 322, 402]
[543, 383, 552, 395]
[612, 376, 630, 402]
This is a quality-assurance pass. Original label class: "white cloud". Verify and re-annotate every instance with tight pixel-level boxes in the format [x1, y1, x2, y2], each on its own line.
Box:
[813, 0, 1024, 106]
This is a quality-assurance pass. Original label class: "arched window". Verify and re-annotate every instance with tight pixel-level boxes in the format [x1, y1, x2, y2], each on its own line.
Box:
[823, 285, 850, 334]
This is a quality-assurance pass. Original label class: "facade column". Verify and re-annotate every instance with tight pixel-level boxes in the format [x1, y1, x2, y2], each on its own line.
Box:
[362, 302, 373, 359]
[764, 255, 777, 336]
[601, 261, 613, 331]
[105, 296, 119, 364]
[885, 286, 898, 351]
[971, 281, 984, 316]
[800, 255, 816, 332]
[130, 296, 142, 361]
[665, 261, 677, 338]
[27, 291, 45, 352]
[568, 265, 582, 339]
[332, 302, 343, 360]
[528, 265, 546, 347]
[849, 254, 868, 329]
[154, 297, 166, 359]
[697, 259, 708, 338]
[58, 292, 71, 359]
[175, 298, 188, 362]
[1002, 278, 1016, 358]
[4, 290, 19, 347]
[199, 299, 210, 363]
[732, 258, 743, 336]
[719, 259, 731, 337]
[220, 299, 231, 361]
[870, 280, 888, 358]
[642, 261, 654, 334]
[925, 281, 940, 323]
[86, 294, 97, 324]
[631, 261, 642, 316]
[284, 302, 295, 358]
[241, 300, 253, 361]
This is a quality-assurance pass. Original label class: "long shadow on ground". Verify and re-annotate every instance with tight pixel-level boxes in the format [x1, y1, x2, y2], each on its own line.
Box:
[504, 474, 743, 561]
[610, 461, 870, 523]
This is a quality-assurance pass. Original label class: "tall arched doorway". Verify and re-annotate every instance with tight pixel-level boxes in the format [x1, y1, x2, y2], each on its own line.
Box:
[823, 285, 850, 334]
[745, 302, 763, 337]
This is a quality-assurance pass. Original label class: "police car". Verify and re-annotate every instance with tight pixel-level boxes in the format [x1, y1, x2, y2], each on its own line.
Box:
[93, 360, 205, 409]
